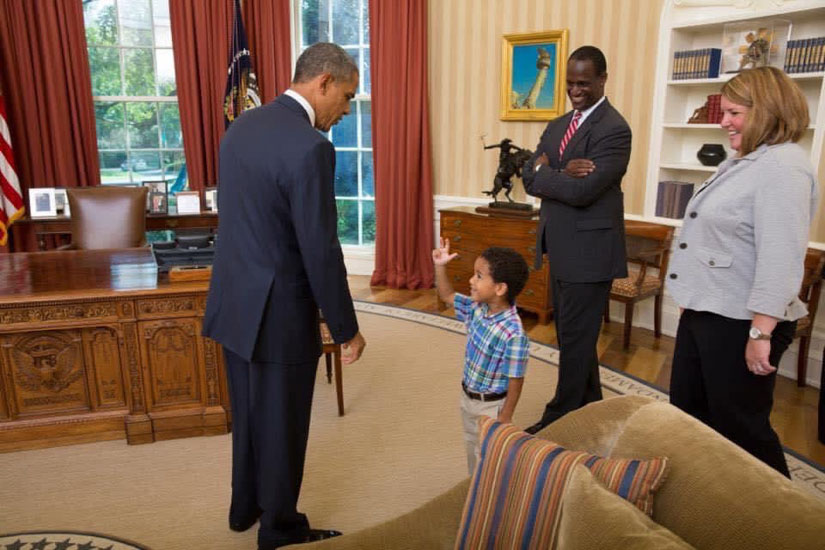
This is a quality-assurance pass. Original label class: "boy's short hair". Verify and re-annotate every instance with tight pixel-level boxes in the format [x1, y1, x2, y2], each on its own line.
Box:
[480, 247, 529, 305]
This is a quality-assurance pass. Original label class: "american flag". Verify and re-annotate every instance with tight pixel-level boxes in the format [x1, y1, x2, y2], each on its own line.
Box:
[223, 0, 260, 128]
[0, 94, 24, 247]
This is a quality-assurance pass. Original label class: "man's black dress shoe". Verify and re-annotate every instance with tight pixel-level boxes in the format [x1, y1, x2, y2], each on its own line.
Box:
[229, 509, 261, 532]
[524, 420, 548, 435]
[258, 528, 342, 549]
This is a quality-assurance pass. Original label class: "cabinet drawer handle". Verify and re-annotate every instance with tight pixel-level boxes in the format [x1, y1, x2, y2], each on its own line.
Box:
[453, 235, 462, 242]
[528, 246, 535, 254]
[528, 228, 536, 235]
[453, 219, 463, 227]
[453, 275, 461, 282]
[525, 289, 535, 296]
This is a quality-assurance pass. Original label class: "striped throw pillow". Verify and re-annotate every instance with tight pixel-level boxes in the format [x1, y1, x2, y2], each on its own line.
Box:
[455, 417, 669, 550]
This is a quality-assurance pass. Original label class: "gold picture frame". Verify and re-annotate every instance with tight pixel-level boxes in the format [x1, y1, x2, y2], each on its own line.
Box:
[500, 30, 569, 121]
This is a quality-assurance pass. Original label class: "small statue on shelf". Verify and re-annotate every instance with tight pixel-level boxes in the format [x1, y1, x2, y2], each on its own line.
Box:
[481, 137, 533, 204]
[738, 28, 773, 71]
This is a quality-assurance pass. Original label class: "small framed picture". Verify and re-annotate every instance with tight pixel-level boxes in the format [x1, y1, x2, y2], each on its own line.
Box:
[143, 180, 168, 213]
[54, 188, 70, 217]
[204, 186, 218, 213]
[176, 190, 201, 215]
[29, 188, 57, 218]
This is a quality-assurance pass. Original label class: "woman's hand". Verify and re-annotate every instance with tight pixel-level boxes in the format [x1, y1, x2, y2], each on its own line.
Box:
[745, 339, 775, 376]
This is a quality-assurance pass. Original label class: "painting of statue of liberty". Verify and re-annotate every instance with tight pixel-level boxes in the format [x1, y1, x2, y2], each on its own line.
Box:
[500, 30, 569, 121]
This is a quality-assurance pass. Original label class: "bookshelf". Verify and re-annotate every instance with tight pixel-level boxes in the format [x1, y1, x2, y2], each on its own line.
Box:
[645, 0, 825, 229]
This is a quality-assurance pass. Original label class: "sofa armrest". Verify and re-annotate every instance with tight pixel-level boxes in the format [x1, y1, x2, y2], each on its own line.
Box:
[287, 479, 471, 550]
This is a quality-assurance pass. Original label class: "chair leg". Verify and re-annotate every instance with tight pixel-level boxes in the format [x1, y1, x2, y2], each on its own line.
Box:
[325, 353, 332, 384]
[654, 293, 663, 338]
[334, 346, 344, 416]
[797, 336, 810, 387]
[623, 302, 634, 350]
[603, 296, 611, 324]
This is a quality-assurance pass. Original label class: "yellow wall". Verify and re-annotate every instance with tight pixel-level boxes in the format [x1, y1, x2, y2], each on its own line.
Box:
[427, 0, 664, 215]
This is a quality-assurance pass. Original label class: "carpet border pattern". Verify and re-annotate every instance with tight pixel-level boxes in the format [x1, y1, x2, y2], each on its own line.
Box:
[354, 301, 825, 500]
[0, 530, 149, 549]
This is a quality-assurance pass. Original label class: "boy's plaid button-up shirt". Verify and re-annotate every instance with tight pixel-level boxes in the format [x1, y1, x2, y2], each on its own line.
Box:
[454, 293, 529, 394]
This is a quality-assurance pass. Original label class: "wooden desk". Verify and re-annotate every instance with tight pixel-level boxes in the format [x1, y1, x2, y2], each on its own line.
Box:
[10, 212, 220, 252]
[0, 249, 228, 451]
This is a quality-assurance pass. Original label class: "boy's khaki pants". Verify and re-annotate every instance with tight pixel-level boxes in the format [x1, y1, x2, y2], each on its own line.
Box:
[460, 390, 504, 475]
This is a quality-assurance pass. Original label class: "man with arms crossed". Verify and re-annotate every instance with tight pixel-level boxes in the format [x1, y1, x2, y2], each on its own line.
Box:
[522, 45, 631, 434]
[203, 43, 366, 550]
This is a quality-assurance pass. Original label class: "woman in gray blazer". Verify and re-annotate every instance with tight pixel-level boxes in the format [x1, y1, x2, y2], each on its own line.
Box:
[666, 67, 818, 477]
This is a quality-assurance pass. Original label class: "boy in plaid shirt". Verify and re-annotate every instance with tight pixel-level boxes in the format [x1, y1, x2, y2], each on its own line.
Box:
[433, 240, 530, 474]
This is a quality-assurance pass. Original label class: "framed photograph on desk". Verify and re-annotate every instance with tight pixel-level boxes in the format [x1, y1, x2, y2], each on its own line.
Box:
[29, 188, 56, 218]
[500, 30, 569, 121]
[143, 180, 168, 214]
[54, 188, 70, 217]
[176, 190, 201, 215]
[204, 187, 218, 213]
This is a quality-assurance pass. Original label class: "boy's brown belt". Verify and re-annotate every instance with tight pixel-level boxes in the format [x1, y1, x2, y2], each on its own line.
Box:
[462, 382, 507, 402]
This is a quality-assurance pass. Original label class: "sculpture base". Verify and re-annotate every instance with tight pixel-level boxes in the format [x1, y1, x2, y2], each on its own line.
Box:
[475, 202, 538, 218]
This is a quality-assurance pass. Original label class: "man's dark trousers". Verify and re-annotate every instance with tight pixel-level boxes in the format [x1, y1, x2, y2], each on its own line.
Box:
[224, 348, 318, 544]
[538, 276, 612, 424]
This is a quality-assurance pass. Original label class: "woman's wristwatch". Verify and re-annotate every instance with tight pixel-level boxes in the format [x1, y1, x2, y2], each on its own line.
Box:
[748, 326, 772, 340]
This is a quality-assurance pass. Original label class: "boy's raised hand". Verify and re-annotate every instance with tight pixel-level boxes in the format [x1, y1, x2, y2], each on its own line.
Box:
[432, 237, 459, 266]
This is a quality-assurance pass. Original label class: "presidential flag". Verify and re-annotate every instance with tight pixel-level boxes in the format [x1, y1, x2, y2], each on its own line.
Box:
[223, 0, 261, 128]
[0, 93, 24, 247]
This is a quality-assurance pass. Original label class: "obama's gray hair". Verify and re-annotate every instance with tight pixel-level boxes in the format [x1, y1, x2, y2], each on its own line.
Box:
[292, 42, 358, 84]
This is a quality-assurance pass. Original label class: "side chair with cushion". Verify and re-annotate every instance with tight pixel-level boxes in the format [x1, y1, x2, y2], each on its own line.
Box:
[795, 247, 825, 387]
[65, 186, 148, 250]
[604, 220, 675, 349]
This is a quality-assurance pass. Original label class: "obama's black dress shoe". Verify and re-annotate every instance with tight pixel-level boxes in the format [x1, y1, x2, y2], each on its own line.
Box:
[524, 420, 548, 435]
[258, 528, 342, 549]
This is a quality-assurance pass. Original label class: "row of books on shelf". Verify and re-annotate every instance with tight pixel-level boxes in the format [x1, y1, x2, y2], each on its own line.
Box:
[705, 94, 722, 124]
[784, 37, 825, 73]
[671, 48, 721, 80]
[655, 181, 695, 219]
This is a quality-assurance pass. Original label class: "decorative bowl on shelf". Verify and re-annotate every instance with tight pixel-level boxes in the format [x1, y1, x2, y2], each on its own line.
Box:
[696, 143, 726, 166]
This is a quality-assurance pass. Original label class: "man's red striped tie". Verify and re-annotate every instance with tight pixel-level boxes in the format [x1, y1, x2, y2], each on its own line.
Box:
[558, 111, 582, 159]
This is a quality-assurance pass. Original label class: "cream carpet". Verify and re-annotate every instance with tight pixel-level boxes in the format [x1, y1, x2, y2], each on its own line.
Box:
[1, 302, 823, 549]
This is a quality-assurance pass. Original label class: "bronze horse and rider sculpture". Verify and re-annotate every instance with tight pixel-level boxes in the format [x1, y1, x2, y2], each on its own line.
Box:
[482, 138, 533, 204]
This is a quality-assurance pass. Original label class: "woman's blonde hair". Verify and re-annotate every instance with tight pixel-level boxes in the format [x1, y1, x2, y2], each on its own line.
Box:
[720, 66, 809, 156]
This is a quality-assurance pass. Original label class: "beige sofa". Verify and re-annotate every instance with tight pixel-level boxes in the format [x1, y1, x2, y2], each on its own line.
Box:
[289, 395, 825, 549]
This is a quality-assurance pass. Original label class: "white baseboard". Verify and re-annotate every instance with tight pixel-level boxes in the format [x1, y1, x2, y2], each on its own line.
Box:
[342, 246, 375, 276]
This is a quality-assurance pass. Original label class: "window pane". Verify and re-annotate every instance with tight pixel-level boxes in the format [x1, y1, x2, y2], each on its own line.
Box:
[345, 48, 359, 76]
[119, 0, 153, 47]
[89, 47, 122, 96]
[152, 0, 172, 47]
[126, 102, 159, 148]
[334, 151, 357, 196]
[332, 101, 357, 147]
[362, 199, 375, 244]
[161, 151, 187, 189]
[361, 152, 373, 197]
[336, 199, 358, 244]
[99, 150, 128, 184]
[84, 0, 118, 46]
[159, 103, 182, 148]
[156, 49, 176, 96]
[360, 100, 371, 148]
[95, 102, 126, 149]
[362, 0, 369, 44]
[301, 0, 329, 46]
[124, 48, 156, 96]
[332, 0, 359, 45]
[133, 150, 161, 173]
[363, 46, 371, 94]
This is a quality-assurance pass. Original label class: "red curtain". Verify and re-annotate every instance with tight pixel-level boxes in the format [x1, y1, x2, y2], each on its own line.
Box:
[244, 0, 292, 104]
[169, 0, 233, 192]
[368, 0, 434, 290]
[0, 0, 100, 194]
[170, 0, 292, 191]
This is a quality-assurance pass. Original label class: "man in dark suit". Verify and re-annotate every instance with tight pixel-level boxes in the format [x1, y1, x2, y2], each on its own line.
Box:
[203, 42, 366, 550]
[522, 45, 631, 434]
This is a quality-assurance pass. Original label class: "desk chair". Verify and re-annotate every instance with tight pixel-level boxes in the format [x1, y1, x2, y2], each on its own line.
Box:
[320, 319, 344, 416]
[795, 248, 825, 387]
[604, 221, 675, 349]
[65, 186, 148, 250]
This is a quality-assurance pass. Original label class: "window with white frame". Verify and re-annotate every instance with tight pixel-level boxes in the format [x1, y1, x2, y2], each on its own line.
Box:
[83, 0, 186, 191]
[298, 0, 374, 246]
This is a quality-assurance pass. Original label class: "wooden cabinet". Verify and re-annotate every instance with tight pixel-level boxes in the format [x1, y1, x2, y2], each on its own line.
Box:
[439, 207, 552, 324]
